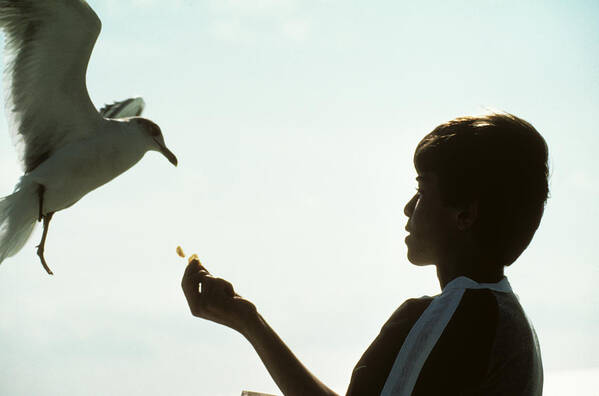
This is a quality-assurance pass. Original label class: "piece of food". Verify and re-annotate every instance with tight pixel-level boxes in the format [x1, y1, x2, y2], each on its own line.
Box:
[176, 246, 202, 266]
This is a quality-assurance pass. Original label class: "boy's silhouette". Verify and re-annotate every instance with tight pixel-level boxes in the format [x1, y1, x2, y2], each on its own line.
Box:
[181, 112, 548, 395]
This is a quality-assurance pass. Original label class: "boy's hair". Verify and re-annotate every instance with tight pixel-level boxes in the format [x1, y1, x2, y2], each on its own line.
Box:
[414, 112, 549, 266]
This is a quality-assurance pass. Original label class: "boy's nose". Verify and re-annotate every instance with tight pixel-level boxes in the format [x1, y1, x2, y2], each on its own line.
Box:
[404, 194, 418, 217]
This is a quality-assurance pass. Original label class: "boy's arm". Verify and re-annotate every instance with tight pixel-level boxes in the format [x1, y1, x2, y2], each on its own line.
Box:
[181, 259, 339, 396]
[243, 312, 339, 396]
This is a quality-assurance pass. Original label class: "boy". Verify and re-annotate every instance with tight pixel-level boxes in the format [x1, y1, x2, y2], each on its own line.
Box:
[181, 112, 547, 395]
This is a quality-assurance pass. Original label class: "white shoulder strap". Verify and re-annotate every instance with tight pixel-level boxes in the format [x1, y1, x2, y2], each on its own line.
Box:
[380, 276, 512, 396]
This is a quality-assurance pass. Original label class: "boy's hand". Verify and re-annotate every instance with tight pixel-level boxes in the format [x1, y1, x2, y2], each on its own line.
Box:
[181, 257, 339, 396]
[181, 258, 257, 334]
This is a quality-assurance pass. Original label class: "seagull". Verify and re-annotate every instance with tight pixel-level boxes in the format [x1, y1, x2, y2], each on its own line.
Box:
[0, 0, 178, 275]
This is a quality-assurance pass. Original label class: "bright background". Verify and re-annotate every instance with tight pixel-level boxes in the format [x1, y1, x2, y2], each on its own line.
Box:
[1, 0, 598, 395]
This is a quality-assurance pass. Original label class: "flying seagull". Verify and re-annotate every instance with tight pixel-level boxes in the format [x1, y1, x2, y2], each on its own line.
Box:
[0, 0, 178, 275]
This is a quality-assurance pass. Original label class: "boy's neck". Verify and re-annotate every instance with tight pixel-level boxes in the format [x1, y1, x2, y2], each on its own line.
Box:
[436, 258, 505, 290]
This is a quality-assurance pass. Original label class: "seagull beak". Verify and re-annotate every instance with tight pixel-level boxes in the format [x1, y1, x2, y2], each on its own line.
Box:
[154, 139, 178, 166]
[161, 146, 178, 166]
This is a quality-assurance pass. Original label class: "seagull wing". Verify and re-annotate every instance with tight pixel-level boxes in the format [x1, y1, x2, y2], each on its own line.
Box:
[0, 0, 103, 173]
[99, 97, 145, 119]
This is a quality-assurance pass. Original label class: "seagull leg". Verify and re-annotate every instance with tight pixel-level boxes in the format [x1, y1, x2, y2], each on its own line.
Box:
[36, 212, 55, 275]
[37, 184, 45, 222]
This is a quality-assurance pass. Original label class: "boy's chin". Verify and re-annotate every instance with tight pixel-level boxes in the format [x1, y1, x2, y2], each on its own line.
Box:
[406, 249, 435, 266]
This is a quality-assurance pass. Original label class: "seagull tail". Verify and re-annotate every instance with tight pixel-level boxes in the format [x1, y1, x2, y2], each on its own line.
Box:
[0, 181, 38, 266]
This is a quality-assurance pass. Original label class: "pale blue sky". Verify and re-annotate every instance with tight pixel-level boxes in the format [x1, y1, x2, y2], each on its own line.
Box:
[0, 1, 598, 395]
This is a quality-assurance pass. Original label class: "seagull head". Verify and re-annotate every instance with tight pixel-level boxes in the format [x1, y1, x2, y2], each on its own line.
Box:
[129, 117, 178, 166]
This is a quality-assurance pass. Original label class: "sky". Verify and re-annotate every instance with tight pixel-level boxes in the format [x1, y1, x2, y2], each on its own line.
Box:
[0, 0, 598, 395]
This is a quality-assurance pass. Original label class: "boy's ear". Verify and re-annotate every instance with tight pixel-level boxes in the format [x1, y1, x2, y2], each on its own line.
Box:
[456, 200, 479, 231]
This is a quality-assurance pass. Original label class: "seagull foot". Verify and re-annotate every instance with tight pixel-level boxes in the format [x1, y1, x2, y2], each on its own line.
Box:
[36, 211, 55, 275]
[36, 245, 54, 275]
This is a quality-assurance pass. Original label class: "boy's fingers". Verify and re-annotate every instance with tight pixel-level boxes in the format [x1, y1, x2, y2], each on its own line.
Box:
[182, 264, 209, 293]
[182, 273, 212, 315]
[221, 279, 235, 297]
[183, 258, 209, 279]
[191, 257, 209, 273]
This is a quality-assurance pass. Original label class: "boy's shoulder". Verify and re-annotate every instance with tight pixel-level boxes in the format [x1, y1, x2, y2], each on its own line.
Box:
[384, 289, 501, 332]
[378, 295, 435, 338]
[391, 296, 435, 319]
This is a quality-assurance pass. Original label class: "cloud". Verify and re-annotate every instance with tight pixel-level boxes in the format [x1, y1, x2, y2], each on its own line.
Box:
[210, 0, 298, 15]
[282, 18, 311, 42]
[90, 0, 313, 44]
[98, 0, 193, 14]
[206, 0, 311, 43]
[568, 170, 598, 193]
[208, 17, 250, 42]
[544, 367, 599, 396]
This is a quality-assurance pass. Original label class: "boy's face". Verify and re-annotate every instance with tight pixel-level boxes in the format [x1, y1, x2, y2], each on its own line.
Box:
[404, 172, 457, 266]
